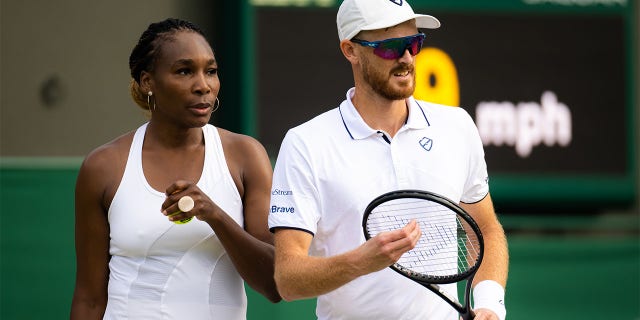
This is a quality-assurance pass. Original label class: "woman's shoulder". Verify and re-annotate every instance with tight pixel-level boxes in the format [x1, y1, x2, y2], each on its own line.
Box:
[215, 126, 271, 176]
[75, 130, 138, 207]
[213, 126, 272, 196]
[215, 126, 267, 155]
[80, 130, 136, 175]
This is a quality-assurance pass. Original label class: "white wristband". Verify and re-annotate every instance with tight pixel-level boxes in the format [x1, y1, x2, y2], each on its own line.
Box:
[473, 280, 506, 320]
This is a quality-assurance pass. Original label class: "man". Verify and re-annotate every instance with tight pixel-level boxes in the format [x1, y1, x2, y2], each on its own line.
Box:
[268, 0, 508, 319]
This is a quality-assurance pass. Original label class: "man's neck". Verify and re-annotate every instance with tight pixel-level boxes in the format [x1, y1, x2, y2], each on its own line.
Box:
[351, 87, 409, 138]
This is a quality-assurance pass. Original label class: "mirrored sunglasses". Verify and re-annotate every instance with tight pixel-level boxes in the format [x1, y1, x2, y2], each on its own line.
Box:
[351, 33, 426, 60]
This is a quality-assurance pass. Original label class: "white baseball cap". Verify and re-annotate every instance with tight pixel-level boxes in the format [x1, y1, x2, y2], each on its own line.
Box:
[337, 0, 441, 41]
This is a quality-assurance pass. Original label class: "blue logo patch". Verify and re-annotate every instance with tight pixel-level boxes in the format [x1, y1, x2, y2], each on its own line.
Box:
[389, 0, 403, 5]
[419, 137, 433, 151]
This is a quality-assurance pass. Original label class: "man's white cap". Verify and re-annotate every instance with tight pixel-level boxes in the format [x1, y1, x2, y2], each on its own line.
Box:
[337, 0, 440, 41]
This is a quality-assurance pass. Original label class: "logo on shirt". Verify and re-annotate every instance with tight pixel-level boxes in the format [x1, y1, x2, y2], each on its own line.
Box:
[388, 0, 403, 6]
[419, 137, 433, 151]
[272, 189, 293, 196]
[271, 206, 295, 213]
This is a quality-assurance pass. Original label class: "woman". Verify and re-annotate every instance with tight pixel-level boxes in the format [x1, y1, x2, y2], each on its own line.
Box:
[70, 18, 280, 319]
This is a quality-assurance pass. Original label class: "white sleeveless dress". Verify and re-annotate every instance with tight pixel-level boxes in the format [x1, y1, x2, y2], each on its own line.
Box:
[103, 123, 246, 320]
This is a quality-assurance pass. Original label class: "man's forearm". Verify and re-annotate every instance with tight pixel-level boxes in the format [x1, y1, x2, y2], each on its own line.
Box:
[275, 250, 363, 301]
[474, 224, 509, 287]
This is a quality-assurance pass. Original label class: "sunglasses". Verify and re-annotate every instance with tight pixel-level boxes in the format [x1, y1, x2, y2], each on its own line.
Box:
[351, 33, 426, 60]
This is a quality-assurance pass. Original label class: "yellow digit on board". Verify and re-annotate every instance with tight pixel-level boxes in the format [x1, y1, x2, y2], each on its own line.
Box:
[414, 47, 459, 107]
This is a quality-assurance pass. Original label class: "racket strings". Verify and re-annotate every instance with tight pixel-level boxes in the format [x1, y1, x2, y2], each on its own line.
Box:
[366, 198, 481, 278]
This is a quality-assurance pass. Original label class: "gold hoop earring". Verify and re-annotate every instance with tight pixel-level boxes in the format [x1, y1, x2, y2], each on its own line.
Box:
[147, 91, 156, 111]
[212, 97, 220, 113]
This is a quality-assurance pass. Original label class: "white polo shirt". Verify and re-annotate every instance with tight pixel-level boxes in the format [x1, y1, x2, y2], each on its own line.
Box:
[269, 88, 489, 320]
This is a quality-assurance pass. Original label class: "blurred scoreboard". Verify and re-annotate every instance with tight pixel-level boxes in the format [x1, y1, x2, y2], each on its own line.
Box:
[246, 0, 637, 209]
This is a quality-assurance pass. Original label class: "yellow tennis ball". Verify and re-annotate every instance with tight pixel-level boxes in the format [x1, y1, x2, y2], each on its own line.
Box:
[168, 211, 193, 224]
[174, 216, 193, 224]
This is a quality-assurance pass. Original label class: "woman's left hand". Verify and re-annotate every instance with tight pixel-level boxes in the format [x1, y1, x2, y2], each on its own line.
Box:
[161, 180, 218, 223]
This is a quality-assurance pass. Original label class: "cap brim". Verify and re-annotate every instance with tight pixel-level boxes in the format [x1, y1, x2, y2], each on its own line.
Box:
[415, 14, 441, 29]
[361, 14, 440, 32]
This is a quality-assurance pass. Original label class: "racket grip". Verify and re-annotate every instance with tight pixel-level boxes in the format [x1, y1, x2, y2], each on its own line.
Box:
[458, 307, 476, 320]
[460, 309, 475, 320]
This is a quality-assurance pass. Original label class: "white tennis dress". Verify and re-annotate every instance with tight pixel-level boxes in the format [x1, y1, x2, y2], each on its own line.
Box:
[104, 123, 246, 320]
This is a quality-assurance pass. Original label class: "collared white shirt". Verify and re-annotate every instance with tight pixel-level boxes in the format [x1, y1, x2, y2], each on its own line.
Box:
[269, 88, 489, 320]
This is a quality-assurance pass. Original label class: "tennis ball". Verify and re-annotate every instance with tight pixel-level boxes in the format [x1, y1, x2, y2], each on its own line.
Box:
[168, 211, 193, 224]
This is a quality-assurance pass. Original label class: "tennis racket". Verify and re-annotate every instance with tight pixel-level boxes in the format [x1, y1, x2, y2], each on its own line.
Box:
[362, 190, 484, 320]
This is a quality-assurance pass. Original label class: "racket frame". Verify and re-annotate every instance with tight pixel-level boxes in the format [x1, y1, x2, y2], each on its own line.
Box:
[362, 189, 485, 319]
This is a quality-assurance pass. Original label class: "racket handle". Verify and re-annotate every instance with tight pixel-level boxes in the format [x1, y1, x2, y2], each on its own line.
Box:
[460, 309, 475, 320]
